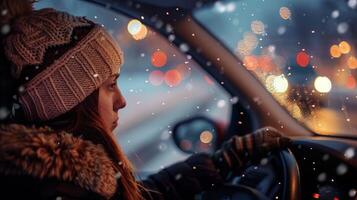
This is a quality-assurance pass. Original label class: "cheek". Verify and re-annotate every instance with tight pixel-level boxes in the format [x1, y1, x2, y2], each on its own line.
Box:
[98, 89, 114, 129]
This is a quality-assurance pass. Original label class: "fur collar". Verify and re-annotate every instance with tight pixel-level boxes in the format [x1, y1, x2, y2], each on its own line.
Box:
[0, 124, 117, 199]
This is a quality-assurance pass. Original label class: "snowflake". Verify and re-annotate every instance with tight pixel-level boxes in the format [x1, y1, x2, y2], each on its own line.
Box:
[0, 107, 9, 120]
[217, 100, 226, 108]
[348, 0, 357, 9]
[337, 22, 349, 34]
[175, 173, 182, 180]
[344, 147, 355, 159]
[277, 26, 286, 35]
[179, 43, 190, 52]
[317, 172, 327, 182]
[1, 9, 8, 16]
[331, 10, 339, 18]
[230, 96, 239, 104]
[336, 163, 348, 175]
[1, 24, 10, 35]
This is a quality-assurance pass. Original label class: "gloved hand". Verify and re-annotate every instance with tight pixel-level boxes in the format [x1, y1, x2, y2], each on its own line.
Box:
[212, 127, 291, 178]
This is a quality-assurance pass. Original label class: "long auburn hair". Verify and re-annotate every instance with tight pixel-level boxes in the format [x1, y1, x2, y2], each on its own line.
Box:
[43, 90, 143, 200]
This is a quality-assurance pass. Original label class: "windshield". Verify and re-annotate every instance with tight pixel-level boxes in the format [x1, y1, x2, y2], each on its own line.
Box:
[194, 0, 357, 137]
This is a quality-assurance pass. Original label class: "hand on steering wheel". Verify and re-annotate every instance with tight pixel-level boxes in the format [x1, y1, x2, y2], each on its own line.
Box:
[212, 127, 291, 178]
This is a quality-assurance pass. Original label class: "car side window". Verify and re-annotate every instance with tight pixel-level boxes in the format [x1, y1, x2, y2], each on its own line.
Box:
[36, 0, 231, 172]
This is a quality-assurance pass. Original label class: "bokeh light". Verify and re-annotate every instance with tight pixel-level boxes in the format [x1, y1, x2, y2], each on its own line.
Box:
[128, 19, 148, 40]
[339, 41, 351, 54]
[273, 74, 289, 93]
[165, 69, 182, 86]
[279, 7, 291, 20]
[200, 130, 213, 144]
[347, 56, 357, 69]
[127, 19, 142, 35]
[243, 32, 258, 49]
[151, 51, 167, 67]
[346, 75, 356, 89]
[149, 70, 164, 86]
[236, 41, 251, 56]
[243, 55, 258, 70]
[330, 45, 341, 58]
[312, 193, 320, 199]
[132, 24, 147, 40]
[259, 55, 274, 72]
[251, 20, 265, 35]
[236, 32, 259, 56]
[314, 76, 332, 93]
[296, 51, 310, 67]
[265, 75, 276, 93]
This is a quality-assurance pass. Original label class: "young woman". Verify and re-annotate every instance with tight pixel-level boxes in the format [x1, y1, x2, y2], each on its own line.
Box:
[0, 0, 290, 199]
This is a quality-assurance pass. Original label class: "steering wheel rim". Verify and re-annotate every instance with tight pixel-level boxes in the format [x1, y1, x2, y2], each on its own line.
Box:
[278, 149, 301, 200]
[201, 148, 301, 200]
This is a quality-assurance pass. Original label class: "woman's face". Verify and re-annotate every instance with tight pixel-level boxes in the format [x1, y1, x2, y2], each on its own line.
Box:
[98, 74, 126, 132]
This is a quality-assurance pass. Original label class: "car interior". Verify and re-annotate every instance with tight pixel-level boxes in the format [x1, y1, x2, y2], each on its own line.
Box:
[35, 0, 357, 199]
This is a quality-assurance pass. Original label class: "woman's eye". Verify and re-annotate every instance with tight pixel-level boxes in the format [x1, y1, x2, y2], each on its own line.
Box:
[109, 83, 117, 90]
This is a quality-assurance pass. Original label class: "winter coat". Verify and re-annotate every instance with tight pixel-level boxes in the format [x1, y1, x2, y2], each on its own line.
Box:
[0, 124, 224, 200]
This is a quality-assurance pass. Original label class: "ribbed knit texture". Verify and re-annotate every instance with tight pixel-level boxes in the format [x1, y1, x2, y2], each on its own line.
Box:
[4, 8, 123, 121]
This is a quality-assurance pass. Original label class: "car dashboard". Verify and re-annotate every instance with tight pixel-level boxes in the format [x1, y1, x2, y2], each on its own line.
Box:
[290, 137, 357, 200]
[232, 137, 357, 200]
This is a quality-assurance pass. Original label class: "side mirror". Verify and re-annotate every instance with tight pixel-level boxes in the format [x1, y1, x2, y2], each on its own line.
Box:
[172, 116, 220, 154]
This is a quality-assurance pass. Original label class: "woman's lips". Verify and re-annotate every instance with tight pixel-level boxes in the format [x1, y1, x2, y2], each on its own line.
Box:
[112, 118, 119, 130]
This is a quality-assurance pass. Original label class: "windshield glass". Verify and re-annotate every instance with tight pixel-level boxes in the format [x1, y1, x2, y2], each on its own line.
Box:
[194, 0, 357, 137]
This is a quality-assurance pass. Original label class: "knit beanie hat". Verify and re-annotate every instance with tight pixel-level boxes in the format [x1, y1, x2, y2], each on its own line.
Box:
[1, 0, 123, 121]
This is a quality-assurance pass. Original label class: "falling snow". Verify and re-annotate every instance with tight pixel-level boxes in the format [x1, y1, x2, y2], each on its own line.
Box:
[344, 147, 355, 159]
[1, 24, 10, 35]
[348, 0, 357, 9]
[337, 22, 349, 34]
[0, 107, 9, 120]
[331, 10, 339, 18]
[317, 172, 327, 182]
[336, 163, 348, 175]
[26, 0, 357, 187]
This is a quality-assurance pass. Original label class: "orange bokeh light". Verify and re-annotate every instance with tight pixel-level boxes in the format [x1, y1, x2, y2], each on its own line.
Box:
[165, 69, 182, 86]
[339, 41, 351, 54]
[330, 45, 341, 58]
[346, 75, 356, 89]
[259, 55, 274, 72]
[347, 56, 357, 69]
[151, 51, 167, 67]
[243, 55, 258, 70]
[279, 7, 291, 20]
[251, 20, 265, 35]
[133, 25, 147, 40]
[149, 70, 164, 86]
[296, 51, 310, 67]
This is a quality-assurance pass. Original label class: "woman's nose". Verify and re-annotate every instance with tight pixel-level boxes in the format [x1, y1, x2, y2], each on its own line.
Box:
[114, 88, 126, 112]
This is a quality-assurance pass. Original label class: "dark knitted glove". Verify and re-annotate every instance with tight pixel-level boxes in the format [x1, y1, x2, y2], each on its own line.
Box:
[212, 127, 291, 178]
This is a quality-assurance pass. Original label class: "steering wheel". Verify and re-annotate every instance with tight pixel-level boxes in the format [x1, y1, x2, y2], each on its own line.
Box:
[200, 149, 301, 200]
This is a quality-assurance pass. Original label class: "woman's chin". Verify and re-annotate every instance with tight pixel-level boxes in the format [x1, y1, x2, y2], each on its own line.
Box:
[111, 123, 118, 132]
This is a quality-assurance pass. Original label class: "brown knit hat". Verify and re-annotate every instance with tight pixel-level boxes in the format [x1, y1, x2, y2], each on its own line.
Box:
[1, 1, 123, 121]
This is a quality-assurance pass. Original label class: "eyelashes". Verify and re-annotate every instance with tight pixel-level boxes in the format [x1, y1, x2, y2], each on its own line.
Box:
[109, 82, 117, 90]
